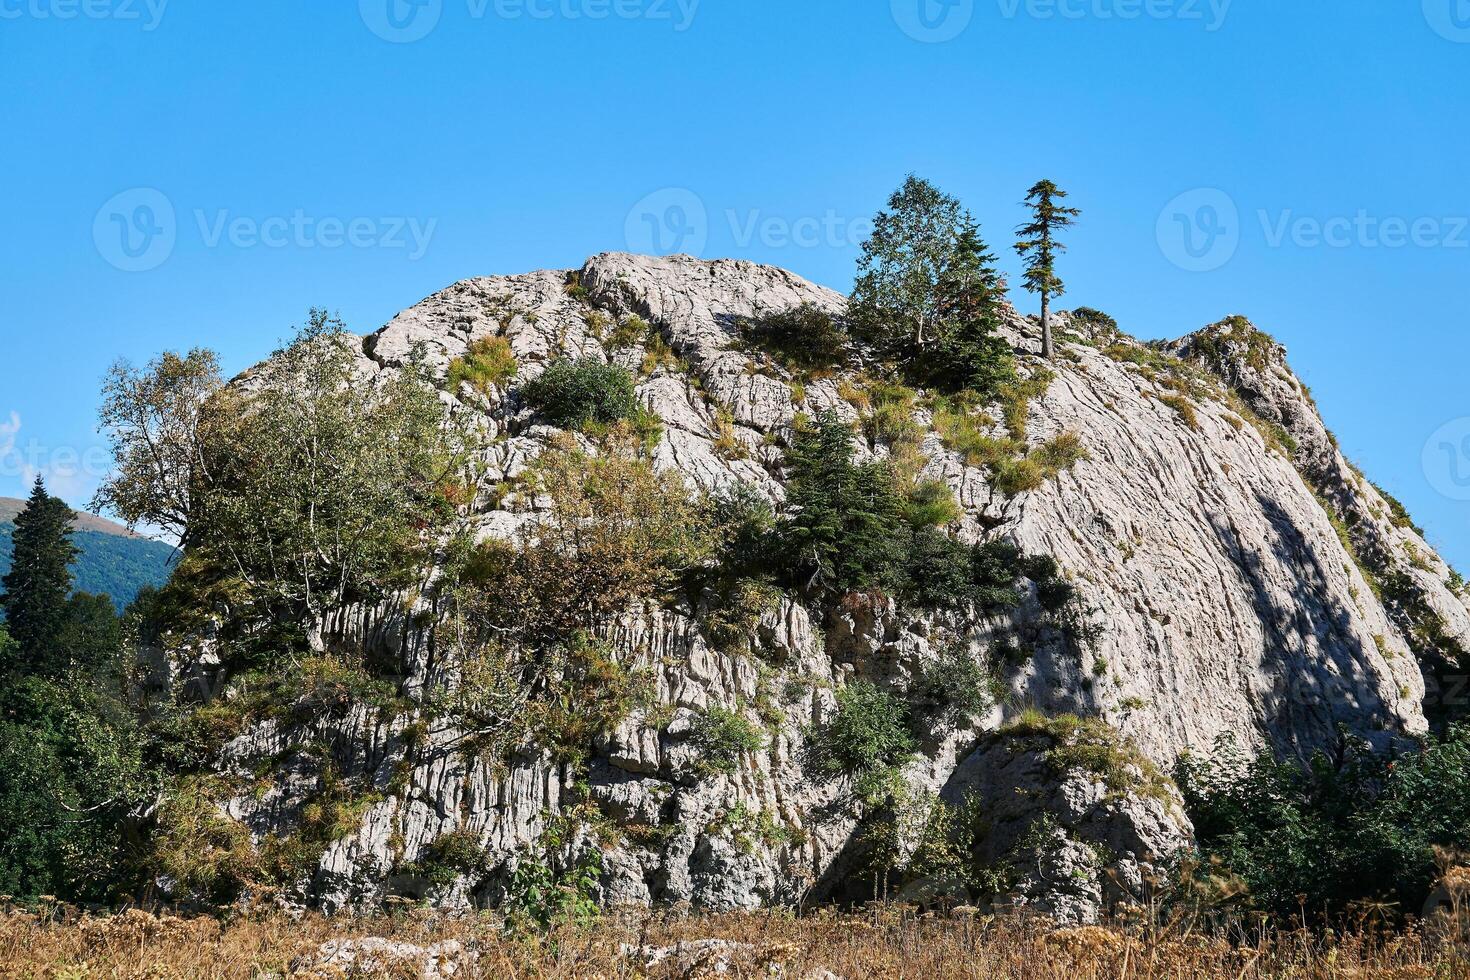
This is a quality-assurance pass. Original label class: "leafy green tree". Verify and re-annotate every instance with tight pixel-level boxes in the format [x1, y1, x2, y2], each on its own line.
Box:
[851, 177, 981, 354]
[813, 680, 916, 779]
[54, 592, 123, 675]
[0, 673, 147, 902]
[95, 311, 465, 642]
[202, 312, 460, 622]
[1, 477, 78, 672]
[1014, 180, 1081, 360]
[851, 177, 1014, 397]
[93, 348, 226, 547]
[1178, 727, 1470, 922]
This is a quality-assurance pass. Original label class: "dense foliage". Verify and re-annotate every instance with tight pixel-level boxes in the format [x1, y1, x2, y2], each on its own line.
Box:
[453, 426, 712, 649]
[849, 176, 1016, 400]
[1178, 728, 1470, 922]
[812, 680, 916, 782]
[0, 672, 147, 902]
[0, 481, 148, 902]
[736, 304, 849, 373]
[94, 311, 465, 650]
[773, 411, 1073, 616]
[779, 410, 907, 597]
[521, 357, 641, 431]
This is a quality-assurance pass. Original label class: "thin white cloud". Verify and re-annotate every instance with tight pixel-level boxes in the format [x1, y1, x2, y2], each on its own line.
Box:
[0, 412, 19, 463]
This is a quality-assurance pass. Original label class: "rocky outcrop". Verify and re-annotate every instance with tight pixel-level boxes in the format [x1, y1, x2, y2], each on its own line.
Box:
[1170, 317, 1470, 727]
[167, 253, 1466, 923]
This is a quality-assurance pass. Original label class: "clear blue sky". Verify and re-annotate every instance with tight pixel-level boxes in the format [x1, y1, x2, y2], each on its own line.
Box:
[2, 0, 1468, 568]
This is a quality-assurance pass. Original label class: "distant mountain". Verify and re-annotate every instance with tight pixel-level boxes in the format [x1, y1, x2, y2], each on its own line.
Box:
[0, 498, 176, 612]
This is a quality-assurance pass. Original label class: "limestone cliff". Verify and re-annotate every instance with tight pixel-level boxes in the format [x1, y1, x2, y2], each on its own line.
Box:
[162, 254, 1468, 923]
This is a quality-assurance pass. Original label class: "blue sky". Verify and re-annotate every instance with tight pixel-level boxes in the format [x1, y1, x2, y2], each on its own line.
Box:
[1, 0, 1468, 568]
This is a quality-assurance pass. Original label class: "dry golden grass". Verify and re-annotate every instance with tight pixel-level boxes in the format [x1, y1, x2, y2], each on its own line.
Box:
[4, 902, 1470, 979]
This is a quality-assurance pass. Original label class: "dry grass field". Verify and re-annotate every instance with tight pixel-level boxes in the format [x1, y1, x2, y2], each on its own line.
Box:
[4, 902, 1470, 980]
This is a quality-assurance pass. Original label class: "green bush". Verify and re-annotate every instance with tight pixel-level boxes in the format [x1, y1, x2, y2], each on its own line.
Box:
[1177, 727, 1470, 923]
[0, 674, 148, 902]
[503, 844, 601, 935]
[1069, 307, 1119, 341]
[738, 304, 848, 372]
[899, 527, 975, 609]
[813, 680, 915, 779]
[1019, 553, 1076, 612]
[690, 706, 766, 775]
[400, 828, 489, 887]
[969, 540, 1027, 613]
[521, 358, 641, 431]
[916, 643, 999, 719]
[708, 482, 780, 580]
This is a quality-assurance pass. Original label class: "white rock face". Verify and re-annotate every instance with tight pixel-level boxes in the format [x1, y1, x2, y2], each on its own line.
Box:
[183, 254, 1467, 923]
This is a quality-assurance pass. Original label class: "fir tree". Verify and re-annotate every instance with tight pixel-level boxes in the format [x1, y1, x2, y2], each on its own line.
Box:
[780, 411, 903, 596]
[0, 477, 77, 672]
[930, 224, 1015, 398]
[1014, 180, 1081, 360]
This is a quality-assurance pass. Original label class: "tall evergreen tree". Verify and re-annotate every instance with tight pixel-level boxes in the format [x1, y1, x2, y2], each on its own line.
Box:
[1014, 180, 1081, 361]
[0, 477, 77, 672]
[930, 225, 1015, 398]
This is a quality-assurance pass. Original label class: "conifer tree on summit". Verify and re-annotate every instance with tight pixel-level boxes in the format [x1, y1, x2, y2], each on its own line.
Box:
[1014, 179, 1080, 361]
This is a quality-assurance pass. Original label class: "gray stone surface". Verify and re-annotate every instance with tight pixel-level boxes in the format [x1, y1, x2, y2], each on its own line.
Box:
[169, 254, 1467, 921]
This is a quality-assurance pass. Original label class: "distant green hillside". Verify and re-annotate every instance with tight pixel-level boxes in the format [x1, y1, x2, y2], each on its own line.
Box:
[0, 500, 176, 612]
